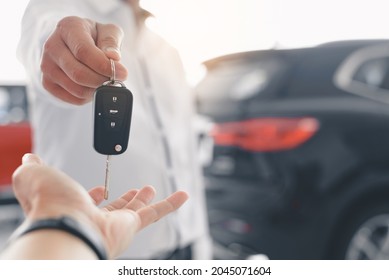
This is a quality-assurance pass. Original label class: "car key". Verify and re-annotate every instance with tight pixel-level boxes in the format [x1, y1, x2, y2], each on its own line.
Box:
[93, 59, 133, 199]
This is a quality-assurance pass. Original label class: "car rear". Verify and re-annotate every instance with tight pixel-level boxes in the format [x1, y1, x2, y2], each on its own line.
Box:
[196, 40, 389, 259]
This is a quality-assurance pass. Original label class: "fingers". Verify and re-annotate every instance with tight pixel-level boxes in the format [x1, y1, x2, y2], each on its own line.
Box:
[41, 81, 90, 105]
[103, 189, 139, 211]
[124, 185, 156, 211]
[101, 185, 188, 232]
[56, 17, 126, 78]
[137, 191, 189, 231]
[41, 16, 128, 104]
[88, 186, 105, 205]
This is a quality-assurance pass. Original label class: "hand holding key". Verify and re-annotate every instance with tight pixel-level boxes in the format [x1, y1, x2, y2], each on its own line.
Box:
[41, 16, 133, 199]
[40, 16, 128, 105]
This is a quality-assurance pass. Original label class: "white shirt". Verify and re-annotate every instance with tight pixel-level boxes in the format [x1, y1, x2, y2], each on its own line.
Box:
[18, 0, 211, 259]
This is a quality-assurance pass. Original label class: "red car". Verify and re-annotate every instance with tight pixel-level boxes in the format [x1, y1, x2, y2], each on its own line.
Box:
[0, 85, 31, 193]
[0, 123, 31, 189]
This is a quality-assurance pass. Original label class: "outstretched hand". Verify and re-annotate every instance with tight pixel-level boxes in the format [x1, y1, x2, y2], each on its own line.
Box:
[11, 153, 188, 259]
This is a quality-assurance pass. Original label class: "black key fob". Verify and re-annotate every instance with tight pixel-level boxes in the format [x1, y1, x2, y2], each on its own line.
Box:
[93, 82, 133, 155]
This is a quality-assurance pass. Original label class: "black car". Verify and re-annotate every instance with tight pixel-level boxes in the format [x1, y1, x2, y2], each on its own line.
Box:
[196, 40, 389, 260]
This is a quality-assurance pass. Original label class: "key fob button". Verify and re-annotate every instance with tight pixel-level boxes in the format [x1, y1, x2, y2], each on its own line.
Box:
[104, 118, 124, 131]
[103, 96, 126, 119]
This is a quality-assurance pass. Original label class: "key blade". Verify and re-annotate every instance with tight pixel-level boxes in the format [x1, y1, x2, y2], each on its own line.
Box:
[104, 155, 111, 200]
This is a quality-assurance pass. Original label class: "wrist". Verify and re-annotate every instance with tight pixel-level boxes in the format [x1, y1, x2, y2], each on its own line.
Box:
[7, 215, 108, 260]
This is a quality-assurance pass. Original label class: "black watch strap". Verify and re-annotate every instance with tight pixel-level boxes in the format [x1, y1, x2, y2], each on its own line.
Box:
[14, 216, 107, 260]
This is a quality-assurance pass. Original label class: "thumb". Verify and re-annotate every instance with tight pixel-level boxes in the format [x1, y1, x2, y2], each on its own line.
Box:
[21, 153, 43, 165]
[96, 23, 124, 61]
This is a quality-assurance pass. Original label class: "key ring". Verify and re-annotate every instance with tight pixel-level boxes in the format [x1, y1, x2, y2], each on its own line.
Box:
[103, 59, 125, 87]
[110, 58, 115, 84]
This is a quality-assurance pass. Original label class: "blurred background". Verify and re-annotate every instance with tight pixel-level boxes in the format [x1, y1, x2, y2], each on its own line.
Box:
[3, 0, 389, 83]
[2, 0, 389, 259]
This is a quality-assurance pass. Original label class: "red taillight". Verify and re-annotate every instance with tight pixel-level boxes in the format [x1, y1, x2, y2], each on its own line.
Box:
[210, 117, 319, 152]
